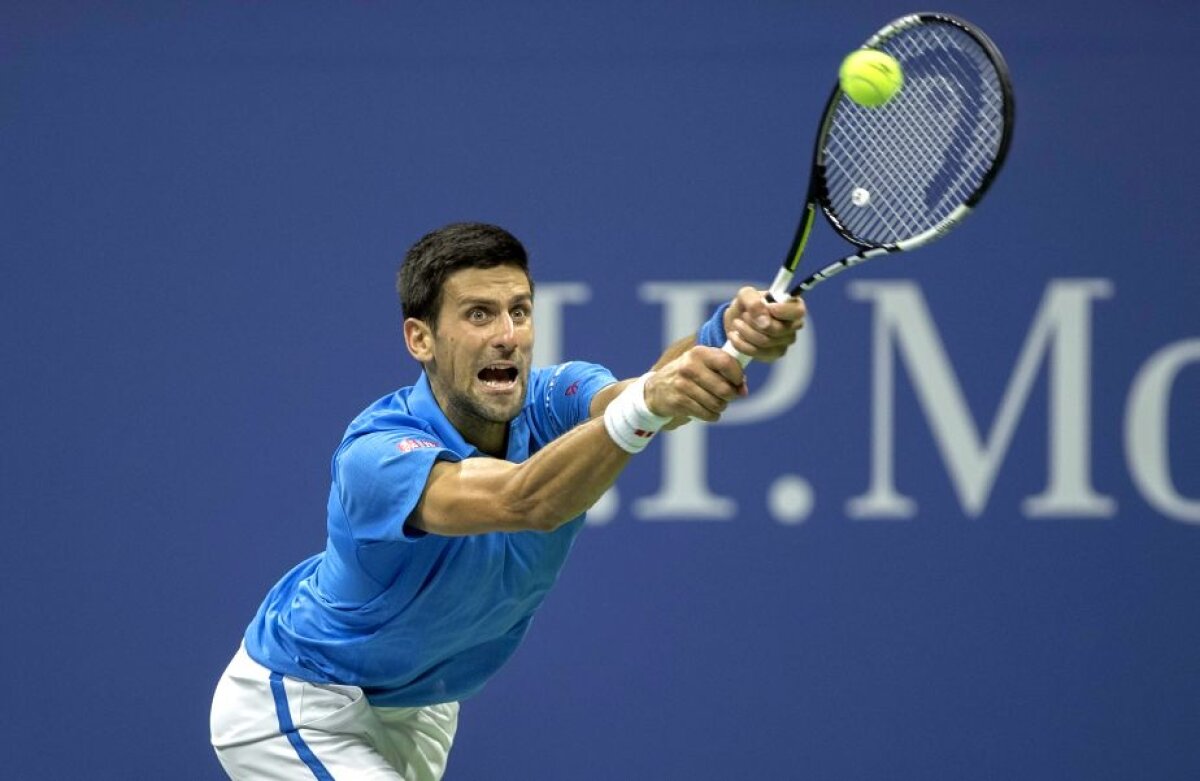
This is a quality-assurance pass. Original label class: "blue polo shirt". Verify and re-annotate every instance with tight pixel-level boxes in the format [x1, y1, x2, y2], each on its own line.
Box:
[243, 361, 617, 707]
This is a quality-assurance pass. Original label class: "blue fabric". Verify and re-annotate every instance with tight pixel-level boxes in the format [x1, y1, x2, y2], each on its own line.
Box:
[269, 673, 336, 781]
[696, 302, 731, 347]
[245, 362, 617, 707]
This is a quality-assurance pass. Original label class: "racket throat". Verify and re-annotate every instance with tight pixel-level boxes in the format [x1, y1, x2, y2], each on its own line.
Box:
[784, 204, 817, 273]
[790, 246, 888, 297]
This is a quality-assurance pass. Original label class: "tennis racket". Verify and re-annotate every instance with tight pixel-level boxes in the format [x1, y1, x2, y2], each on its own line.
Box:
[725, 12, 1015, 364]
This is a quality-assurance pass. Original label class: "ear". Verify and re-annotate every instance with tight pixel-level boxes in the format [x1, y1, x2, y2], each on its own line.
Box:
[403, 317, 435, 363]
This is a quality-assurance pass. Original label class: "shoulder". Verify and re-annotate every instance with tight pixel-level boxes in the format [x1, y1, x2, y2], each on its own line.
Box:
[524, 361, 618, 437]
[530, 362, 616, 407]
[530, 361, 617, 401]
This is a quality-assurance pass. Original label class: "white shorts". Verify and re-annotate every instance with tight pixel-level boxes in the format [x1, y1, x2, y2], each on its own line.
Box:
[210, 644, 459, 781]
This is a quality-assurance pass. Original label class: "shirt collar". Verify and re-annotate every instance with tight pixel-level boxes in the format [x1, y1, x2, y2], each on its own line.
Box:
[407, 372, 477, 458]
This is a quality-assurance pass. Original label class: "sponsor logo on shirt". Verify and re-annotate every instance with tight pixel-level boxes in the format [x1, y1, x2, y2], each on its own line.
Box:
[396, 438, 440, 453]
[565, 381, 579, 396]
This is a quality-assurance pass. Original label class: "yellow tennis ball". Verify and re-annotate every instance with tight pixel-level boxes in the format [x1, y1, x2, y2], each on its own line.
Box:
[839, 49, 903, 107]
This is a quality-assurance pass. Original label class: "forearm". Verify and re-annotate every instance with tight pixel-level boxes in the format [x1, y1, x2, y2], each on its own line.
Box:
[503, 417, 631, 530]
[415, 415, 632, 535]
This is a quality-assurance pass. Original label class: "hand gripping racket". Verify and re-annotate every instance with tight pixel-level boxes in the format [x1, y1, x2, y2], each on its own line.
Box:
[724, 12, 1015, 364]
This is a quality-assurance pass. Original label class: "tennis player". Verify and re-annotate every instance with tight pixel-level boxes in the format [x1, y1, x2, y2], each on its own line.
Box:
[210, 222, 805, 780]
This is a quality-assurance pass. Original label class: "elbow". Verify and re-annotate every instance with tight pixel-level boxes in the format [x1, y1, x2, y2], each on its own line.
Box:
[504, 498, 572, 533]
[496, 479, 574, 533]
[530, 511, 575, 533]
[520, 516, 565, 533]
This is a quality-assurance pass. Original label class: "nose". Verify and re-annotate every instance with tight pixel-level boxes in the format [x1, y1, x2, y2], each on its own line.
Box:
[492, 312, 517, 347]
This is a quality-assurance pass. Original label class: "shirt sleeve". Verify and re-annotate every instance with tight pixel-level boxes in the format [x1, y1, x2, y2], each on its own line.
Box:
[528, 361, 619, 443]
[332, 430, 461, 543]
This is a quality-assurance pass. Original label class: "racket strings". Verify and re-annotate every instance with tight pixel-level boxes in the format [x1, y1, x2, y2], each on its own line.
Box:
[821, 21, 1008, 246]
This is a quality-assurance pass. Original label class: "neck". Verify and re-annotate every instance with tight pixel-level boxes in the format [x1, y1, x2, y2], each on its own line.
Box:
[427, 377, 509, 458]
[453, 413, 508, 458]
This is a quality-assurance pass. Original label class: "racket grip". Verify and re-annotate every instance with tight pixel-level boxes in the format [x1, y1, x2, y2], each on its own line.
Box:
[720, 339, 753, 368]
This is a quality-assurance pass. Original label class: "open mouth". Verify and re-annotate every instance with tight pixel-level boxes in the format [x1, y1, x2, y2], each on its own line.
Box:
[477, 364, 519, 389]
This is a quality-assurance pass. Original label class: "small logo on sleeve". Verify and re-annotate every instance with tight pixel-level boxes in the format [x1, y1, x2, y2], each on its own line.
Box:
[396, 438, 440, 453]
[564, 381, 580, 396]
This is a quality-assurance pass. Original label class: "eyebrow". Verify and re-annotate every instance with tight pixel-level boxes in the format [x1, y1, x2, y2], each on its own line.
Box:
[457, 293, 533, 308]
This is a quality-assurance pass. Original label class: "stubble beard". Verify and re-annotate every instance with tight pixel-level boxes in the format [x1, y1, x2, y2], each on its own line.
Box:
[430, 365, 527, 440]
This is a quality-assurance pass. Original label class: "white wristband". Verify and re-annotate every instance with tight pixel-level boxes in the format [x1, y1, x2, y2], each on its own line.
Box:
[603, 373, 671, 454]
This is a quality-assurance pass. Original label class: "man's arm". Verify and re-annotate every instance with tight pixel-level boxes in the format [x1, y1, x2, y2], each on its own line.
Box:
[413, 415, 631, 536]
[409, 286, 806, 537]
[411, 345, 744, 536]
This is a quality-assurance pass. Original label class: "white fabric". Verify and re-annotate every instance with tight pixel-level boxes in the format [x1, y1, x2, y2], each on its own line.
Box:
[603, 373, 670, 453]
[211, 644, 458, 780]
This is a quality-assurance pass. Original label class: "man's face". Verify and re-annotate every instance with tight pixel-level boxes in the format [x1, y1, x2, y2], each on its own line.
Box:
[421, 264, 534, 448]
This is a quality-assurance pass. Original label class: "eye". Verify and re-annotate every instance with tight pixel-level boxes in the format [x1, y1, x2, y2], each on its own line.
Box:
[467, 308, 490, 324]
[511, 305, 531, 323]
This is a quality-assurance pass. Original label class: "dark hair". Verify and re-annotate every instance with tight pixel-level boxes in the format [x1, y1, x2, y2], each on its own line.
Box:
[397, 222, 531, 323]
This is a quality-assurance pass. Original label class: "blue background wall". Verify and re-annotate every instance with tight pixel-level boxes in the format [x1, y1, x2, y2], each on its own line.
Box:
[4, 1, 1198, 778]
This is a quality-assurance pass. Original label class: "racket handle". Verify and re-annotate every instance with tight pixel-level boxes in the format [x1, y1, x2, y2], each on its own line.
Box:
[721, 339, 753, 368]
[766, 266, 796, 302]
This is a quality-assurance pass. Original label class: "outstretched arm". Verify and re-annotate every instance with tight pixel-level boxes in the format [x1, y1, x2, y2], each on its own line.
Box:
[413, 414, 633, 535]
[411, 345, 744, 536]
[408, 286, 806, 537]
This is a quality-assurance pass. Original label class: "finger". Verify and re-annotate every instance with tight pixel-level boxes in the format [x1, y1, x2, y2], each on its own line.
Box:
[731, 328, 797, 362]
[733, 301, 803, 345]
[738, 289, 774, 330]
[729, 319, 799, 352]
[766, 297, 807, 326]
[728, 317, 773, 350]
[670, 384, 729, 422]
[653, 355, 740, 419]
[677, 363, 742, 408]
[690, 390, 730, 420]
[696, 347, 747, 390]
